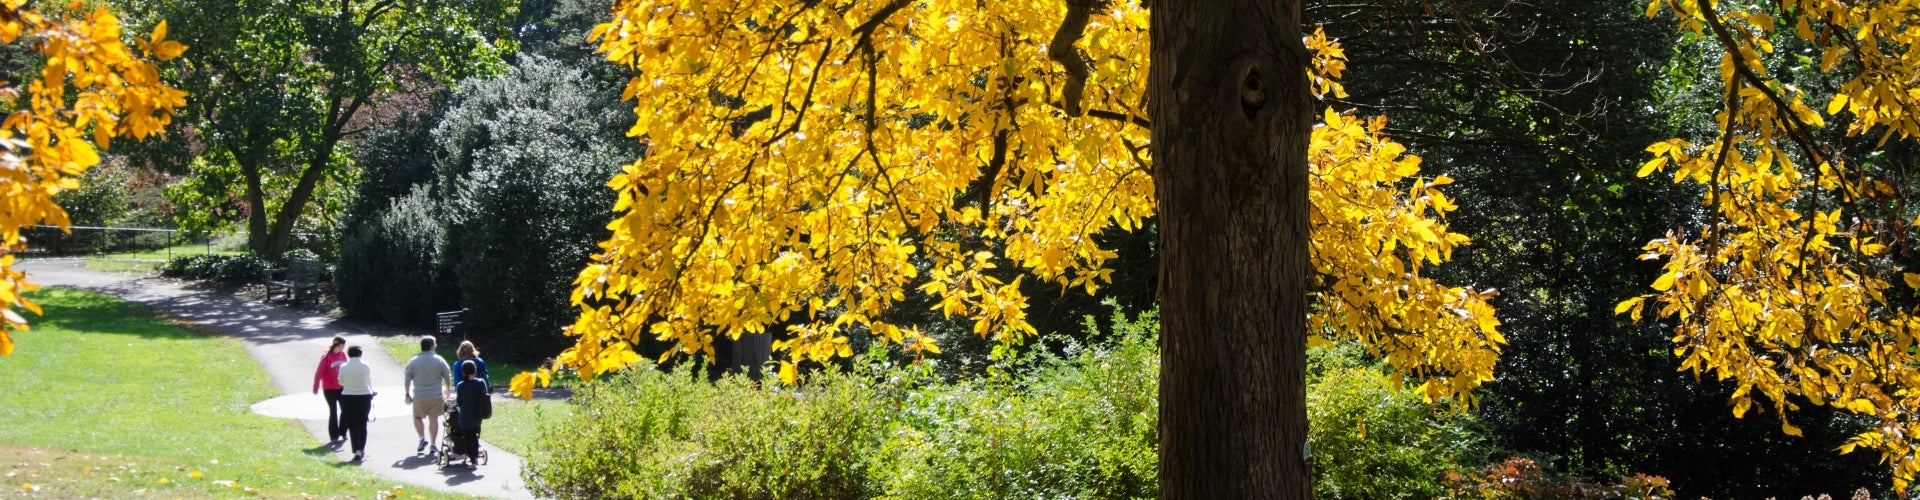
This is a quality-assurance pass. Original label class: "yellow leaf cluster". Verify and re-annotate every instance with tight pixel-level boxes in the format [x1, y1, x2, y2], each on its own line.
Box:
[1309, 108, 1500, 405]
[0, 4, 186, 356]
[1636, 0, 1920, 489]
[514, 0, 1503, 406]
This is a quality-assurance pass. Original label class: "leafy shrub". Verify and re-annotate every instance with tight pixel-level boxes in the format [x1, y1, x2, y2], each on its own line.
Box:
[533, 311, 1490, 499]
[526, 367, 891, 499]
[337, 188, 457, 327]
[880, 313, 1159, 499]
[432, 55, 636, 360]
[1307, 343, 1487, 499]
[160, 254, 274, 282]
[339, 54, 632, 360]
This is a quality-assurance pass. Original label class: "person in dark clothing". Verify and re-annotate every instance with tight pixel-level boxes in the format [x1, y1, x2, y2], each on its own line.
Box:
[452, 361, 491, 465]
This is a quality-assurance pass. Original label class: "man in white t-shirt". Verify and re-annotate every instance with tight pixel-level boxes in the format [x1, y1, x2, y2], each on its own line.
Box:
[403, 335, 452, 454]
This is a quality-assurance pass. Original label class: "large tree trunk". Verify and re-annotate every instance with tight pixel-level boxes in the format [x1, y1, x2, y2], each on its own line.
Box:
[252, 96, 365, 257]
[238, 149, 273, 256]
[261, 135, 342, 256]
[1149, 0, 1313, 498]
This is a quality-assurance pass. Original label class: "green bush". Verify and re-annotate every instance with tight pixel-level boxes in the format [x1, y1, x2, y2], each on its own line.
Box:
[526, 367, 891, 499]
[160, 253, 274, 282]
[434, 55, 637, 360]
[880, 314, 1159, 499]
[338, 188, 455, 326]
[527, 312, 1494, 499]
[528, 313, 1163, 500]
[1307, 344, 1487, 499]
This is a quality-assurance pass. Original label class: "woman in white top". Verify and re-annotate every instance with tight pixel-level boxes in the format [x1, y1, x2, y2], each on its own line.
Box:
[336, 346, 375, 462]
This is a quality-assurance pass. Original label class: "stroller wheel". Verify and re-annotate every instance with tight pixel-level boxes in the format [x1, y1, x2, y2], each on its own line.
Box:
[478, 449, 488, 466]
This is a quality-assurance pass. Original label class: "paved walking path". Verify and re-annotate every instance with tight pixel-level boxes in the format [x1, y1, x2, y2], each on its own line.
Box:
[18, 259, 535, 499]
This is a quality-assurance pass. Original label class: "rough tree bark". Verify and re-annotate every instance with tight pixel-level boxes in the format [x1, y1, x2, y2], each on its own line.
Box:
[1149, 0, 1313, 498]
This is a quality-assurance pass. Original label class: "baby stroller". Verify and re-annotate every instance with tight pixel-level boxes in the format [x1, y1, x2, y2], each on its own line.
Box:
[436, 400, 488, 468]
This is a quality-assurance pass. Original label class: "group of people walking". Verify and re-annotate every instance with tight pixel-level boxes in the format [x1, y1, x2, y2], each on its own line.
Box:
[310, 335, 491, 464]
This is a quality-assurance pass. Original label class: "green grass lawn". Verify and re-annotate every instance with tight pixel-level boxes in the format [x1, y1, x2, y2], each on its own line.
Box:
[84, 242, 240, 273]
[0, 287, 456, 498]
[482, 399, 568, 458]
[375, 336, 570, 457]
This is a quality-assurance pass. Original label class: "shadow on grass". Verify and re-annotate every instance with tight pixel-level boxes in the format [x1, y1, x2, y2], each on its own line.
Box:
[302, 443, 341, 457]
[28, 288, 205, 342]
[36, 276, 356, 347]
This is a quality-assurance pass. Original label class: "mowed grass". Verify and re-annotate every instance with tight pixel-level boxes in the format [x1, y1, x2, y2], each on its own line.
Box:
[375, 337, 570, 457]
[0, 288, 456, 498]
[85, 242, 238, 273]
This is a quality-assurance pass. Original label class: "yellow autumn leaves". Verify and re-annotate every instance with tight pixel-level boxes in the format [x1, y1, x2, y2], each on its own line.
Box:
[1310, 107, 1501, 405]
[519, 0, 1502, 403]
[1628, 0, 1920, 490]
[0, 3, 186, 356]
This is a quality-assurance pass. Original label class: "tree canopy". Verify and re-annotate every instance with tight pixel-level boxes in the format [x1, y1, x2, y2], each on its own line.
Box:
[1625, 0, 1920, 489]
[512, 0, 1502, 414]
[0, 3, 184, 356]
[116, 0, 516, 256]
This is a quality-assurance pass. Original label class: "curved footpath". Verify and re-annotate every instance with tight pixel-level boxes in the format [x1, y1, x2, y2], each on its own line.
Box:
[18, 259, 535, 499]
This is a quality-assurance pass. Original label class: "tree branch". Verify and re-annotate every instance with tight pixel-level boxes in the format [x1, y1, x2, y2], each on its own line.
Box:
[765, 39, 833, 147]
[848, 0, 910, 59]
[1694, 0, 1828, 166]
[1048, 0, 1098, 116]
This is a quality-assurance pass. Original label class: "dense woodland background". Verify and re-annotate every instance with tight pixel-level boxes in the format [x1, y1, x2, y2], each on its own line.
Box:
[25, 0, 1903, 496]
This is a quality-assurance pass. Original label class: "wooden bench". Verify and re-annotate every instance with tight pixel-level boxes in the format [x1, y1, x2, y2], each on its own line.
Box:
[264, 256, 322, 304]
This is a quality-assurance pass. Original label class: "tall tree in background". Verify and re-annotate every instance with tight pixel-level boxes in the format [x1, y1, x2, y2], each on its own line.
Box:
[0, 4, 185, 354]
[516, 0, 1505, 493]
[116, 0, 515, 256]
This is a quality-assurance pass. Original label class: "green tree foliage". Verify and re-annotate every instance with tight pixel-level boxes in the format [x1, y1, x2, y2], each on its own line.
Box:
[38, 161, 174, 254]
[436, 54, 641, 358]
[114, 0, 515, 256]
[509, 0, 623, 68]
[337, 52, 639, 358]
[338, 188, 456, 326]
[337, 107, 452, 326]
[54, 161, 135, 228]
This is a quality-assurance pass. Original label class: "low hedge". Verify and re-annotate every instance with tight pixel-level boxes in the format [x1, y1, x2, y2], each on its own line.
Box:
[160, 254, 275, 282]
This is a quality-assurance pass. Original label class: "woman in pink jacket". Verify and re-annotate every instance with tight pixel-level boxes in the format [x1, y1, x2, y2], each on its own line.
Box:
[311, 336, 349, 444]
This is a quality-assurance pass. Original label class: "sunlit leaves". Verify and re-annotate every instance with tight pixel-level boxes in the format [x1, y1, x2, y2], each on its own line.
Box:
[1633, 0, 1920, 489]
[516, 0, 1502, 407]
[1308, 108, 1501, 405]
[0, 3, 184, 355]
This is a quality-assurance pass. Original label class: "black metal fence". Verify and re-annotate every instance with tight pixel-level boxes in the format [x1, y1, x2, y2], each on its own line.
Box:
[15, 226, 227, 271]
